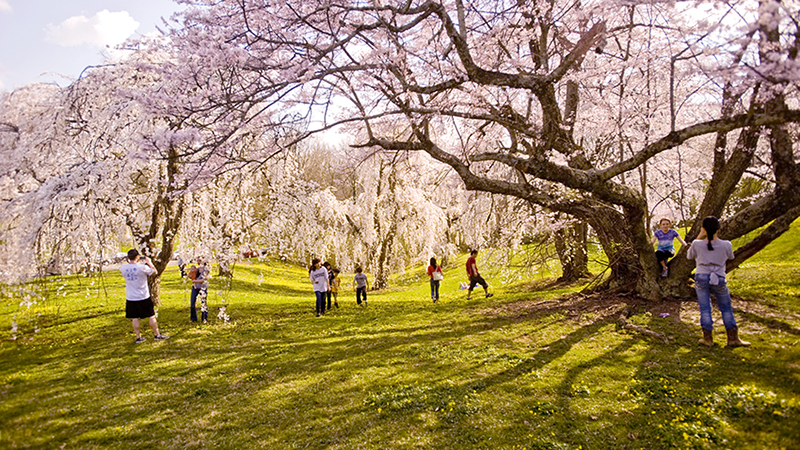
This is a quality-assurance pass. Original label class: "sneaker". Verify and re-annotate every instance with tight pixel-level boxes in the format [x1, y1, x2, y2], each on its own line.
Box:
[316, 313, 321, 317]
[486, 293, 494, 298]
[154, 334, 170, 341]
[661, 267, 668, 277]
[466, 296, 471, 300]
[135, 336, 146, 344]
[335, 302, 340, 309]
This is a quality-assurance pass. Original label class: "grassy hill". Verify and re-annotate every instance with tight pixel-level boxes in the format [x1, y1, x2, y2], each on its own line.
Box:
[1, 225, 799, 449]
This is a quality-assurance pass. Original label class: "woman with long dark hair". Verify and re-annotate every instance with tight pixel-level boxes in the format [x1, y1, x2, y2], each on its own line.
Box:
[687, 217, 749, 347]
[427, 257, 443, 303]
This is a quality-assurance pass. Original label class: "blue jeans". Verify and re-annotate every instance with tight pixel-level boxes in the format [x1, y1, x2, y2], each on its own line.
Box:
[694, 273, 737, 331]
[190, 286, 208, 322]
[356, 287, 367, 304]
[430, 279, 440, 300]
[315, 291, 326, 315]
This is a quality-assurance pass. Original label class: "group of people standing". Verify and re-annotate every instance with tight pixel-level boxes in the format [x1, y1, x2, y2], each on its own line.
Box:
[309, 259, 370, 317]
[308, 249, 493, 314]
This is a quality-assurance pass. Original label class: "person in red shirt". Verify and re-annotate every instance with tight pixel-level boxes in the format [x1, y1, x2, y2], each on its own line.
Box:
[466, 250, 493, 300]
[427, 257, 443, 303]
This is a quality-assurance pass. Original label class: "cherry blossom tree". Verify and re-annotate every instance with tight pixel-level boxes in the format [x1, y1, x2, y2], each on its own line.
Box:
[0, 56, 194, 303]
[163, 0, 800, 300]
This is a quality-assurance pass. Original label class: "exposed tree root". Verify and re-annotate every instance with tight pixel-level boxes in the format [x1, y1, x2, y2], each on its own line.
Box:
[617, 307, 670, 344]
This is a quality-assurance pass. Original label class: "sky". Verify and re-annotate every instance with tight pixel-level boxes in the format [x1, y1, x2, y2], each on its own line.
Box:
[0, 0, 183, 91]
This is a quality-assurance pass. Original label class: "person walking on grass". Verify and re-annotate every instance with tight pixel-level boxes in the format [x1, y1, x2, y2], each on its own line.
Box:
[466, 250, 493, 300]
[309, 258, 329, 317]
[120, 249, 169, 344]
[687, 216, 750, 348]
[323, 261, 338, 311]
[331, 268, 341, 309]
[651, 218, 687, 277]
[189, 257, 211, 323]
[354, 267, 369, 306]
[427, 257, 443, 303]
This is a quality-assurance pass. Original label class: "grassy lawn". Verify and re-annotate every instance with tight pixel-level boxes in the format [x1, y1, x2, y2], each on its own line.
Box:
[1, 229, 799, 449]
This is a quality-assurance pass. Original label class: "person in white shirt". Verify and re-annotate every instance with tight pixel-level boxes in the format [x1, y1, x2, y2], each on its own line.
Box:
[686, 216, 749, 348]
[309, 258, 329, 317]
[119, 249, 169, 344]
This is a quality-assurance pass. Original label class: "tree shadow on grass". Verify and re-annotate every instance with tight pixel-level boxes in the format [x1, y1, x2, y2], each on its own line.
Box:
[4, 285, 800, 449]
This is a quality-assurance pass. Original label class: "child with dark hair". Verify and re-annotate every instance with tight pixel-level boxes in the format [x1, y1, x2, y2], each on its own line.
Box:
[323, 262, 334, 311]
[651, 218, 687, 277]
[686, 216, 749, 348]
[466, 250, 493, 300]
[353, 267, 369, 306]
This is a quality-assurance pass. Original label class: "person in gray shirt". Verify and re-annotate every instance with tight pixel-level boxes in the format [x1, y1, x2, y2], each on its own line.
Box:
[686, 216, 750, 348]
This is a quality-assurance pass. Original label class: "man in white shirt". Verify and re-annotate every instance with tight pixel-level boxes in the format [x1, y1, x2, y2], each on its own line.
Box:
[120, 249, 169, 344]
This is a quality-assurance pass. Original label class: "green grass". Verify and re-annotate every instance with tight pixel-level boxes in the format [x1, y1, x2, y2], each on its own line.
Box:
[1, 225, 799, 449]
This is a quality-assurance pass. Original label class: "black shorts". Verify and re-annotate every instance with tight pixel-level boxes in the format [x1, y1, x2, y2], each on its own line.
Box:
[126, 298, 155, 319]
[655, 250, 674, 263]
[469, 275, 488, 290]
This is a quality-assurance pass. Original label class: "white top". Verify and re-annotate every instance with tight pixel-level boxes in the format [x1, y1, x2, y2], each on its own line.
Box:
[354, 273, 368, 288]
[120, 262, 155, 301]
[310, 267, 329, 292]
[686, 238, 734, 285]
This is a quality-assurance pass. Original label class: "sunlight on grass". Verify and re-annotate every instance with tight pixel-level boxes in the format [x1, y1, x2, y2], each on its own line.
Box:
[1, 236, 800, 449]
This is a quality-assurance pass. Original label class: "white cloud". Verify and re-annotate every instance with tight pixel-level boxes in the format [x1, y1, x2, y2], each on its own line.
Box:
[45, 10, 140, 48]
[0, 1, 12, 13]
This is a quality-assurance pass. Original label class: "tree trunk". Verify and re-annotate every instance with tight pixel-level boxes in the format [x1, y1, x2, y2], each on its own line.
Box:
[372, 165, 398, 290]
[581, 204, 661, 301]
[127, 144, 186, 306]
[554, 220, 589, 282]
[147, 276, 162, 307]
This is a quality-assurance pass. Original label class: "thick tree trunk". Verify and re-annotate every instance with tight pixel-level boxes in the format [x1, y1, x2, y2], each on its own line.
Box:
[554, 220, 589, 282]
[582, 204, 661, 301]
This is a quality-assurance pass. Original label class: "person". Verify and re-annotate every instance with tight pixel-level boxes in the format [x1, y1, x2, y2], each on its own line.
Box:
[323, 262, 336, 311]
[466, 250, 493, 300]
[309, 258, 329, 317]
[176, 253, 186, 278]
[119, 249, 169, 343]
[331, 268, 341, 309]
[686, 216, 750, 348]
[354, 267, 369, 306]
[651, 218, 687, 277]
[427, 257, 443, 303]
[190, 257, 211, 323]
